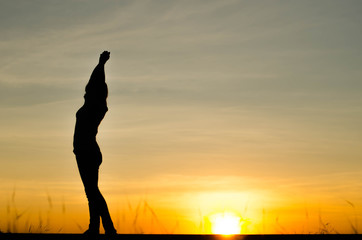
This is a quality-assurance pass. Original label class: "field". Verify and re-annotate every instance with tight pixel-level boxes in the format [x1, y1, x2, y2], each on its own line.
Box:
[1, 233, 361, 240]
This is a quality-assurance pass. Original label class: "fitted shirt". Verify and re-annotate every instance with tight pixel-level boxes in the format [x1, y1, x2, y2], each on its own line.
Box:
[73, 64, 108, 154]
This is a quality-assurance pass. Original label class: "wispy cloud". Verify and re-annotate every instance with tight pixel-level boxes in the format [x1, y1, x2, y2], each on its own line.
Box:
[1, 2, 362, 232]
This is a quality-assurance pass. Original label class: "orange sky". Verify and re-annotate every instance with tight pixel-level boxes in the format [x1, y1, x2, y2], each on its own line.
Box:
[1, 0, 362, 234]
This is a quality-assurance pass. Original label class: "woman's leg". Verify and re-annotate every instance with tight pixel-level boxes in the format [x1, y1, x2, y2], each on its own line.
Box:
[98, 190, 116, 233]
[76, 157, 101, 233]
[76, 153, 116, 234]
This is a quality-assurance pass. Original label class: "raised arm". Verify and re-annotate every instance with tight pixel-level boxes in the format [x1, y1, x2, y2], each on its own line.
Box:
[84, 51, 110, 105]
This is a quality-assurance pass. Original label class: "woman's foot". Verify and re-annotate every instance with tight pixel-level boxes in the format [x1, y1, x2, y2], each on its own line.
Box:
[105, 228, 117, 237]
[83, 228, 99, 236]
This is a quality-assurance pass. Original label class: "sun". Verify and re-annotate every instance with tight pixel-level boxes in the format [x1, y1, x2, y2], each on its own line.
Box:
[209, 211, 242, 235]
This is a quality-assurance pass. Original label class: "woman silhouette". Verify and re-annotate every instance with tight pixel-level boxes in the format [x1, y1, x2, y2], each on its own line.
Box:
[73, 51, 117, 236]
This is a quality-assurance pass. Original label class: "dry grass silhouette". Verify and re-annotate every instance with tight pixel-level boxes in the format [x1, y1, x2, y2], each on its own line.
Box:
[1, 188, 360, 234]
[2, 189, 174, 234]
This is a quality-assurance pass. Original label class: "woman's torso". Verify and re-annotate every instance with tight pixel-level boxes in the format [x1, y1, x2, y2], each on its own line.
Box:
[73, 103, 108, 154]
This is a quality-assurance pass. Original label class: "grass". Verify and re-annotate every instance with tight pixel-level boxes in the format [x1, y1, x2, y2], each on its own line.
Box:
[4, 188, 59, 233]
[2, 189, 173, 234]
[1, 189, 360, 234]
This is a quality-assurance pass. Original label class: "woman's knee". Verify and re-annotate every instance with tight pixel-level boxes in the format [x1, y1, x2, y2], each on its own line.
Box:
[85, 186, 101, 199]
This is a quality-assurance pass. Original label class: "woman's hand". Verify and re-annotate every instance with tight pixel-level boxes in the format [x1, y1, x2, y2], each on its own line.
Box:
[99, 51, 110, 64]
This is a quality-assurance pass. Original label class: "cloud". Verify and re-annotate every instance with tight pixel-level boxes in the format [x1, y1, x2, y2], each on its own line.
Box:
[1, 1, 362, 219]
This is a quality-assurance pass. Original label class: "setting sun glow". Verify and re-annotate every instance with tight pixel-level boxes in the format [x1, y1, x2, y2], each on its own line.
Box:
[210, 212, 242, 235]
[1, 0, 362, 235]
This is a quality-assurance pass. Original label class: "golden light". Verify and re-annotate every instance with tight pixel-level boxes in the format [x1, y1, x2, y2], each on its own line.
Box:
[209, 211, 241, 235]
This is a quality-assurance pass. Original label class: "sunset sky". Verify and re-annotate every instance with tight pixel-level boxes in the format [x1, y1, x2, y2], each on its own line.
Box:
[1, 0, 362, 234]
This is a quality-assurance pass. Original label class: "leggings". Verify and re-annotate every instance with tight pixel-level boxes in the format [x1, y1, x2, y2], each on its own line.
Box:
[75, 151, 115, 232]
